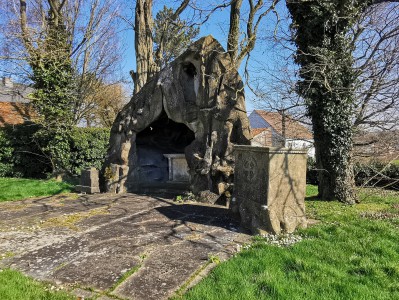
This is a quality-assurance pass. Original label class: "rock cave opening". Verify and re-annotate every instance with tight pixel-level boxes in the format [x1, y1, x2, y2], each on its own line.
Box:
[136, 110, 195, 185]
[180, 62, 198, 104]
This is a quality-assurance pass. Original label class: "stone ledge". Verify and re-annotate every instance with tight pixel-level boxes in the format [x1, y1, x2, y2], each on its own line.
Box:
[234, 145, 308, 154]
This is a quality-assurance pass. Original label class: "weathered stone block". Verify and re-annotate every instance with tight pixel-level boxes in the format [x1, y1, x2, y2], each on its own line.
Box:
[163, 154, 189, 182]
[198, 190, 220, 204]
[233, 146, 307, 234]
[76, 167, 100, 194]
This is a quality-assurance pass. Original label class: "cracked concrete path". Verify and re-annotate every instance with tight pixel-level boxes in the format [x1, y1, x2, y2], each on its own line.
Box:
[0, 193, 250, 299]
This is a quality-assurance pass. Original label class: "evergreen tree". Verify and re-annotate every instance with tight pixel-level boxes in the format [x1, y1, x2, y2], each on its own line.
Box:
[153, 6, 199, 69]
[20, 0, 76, 174]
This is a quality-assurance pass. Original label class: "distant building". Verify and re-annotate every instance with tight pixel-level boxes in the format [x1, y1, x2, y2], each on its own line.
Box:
[0, 77, 35, 127]
[353, 130, 399, 162]
[249, 110, 315, 158]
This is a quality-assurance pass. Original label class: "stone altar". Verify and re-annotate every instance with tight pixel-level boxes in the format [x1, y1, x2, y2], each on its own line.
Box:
[233, 146, 307, 234]
[163, 154, 189, 182]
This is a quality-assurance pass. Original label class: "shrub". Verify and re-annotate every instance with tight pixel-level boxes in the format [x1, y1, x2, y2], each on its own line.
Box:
[354, 161, 399, 190]
[0, 124, 110, 179]
[306, 157, 319, 185]
[68, 127, 110, 176]
[0, 130, 14, 177]
[0, 124, 51, 178]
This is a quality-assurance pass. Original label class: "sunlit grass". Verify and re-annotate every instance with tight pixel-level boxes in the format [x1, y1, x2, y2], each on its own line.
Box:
[0, 177, 73, 202]
[180, 186, 399, 300]
[0, 269, 74, 300]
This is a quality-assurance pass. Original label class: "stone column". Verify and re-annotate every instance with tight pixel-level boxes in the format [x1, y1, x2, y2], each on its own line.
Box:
[233, 146, 307, 234]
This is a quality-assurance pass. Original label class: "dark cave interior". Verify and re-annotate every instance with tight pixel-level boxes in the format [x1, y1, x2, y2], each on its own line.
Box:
[136, 110, 195, 183]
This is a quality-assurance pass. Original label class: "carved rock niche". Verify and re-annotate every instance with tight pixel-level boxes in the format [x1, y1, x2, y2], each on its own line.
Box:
[102, 36, 251, 199]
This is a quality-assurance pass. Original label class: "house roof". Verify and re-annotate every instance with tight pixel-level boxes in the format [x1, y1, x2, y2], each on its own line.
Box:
[251, 127, 270, 137]
[253, 110, 313, 140]
[251, 127, 273, 147]
[0, 78, 35, 126]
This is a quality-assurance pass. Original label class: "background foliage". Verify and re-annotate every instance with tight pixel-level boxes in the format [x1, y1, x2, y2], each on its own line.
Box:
[68, 127, 110, 176]
[354, 161, 399, 190]
[153, 5, 199, 69]
[0, 125, 110, 179]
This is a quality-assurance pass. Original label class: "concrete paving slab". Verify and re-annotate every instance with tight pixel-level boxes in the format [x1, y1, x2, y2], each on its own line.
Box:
[0, 192, 250, 299]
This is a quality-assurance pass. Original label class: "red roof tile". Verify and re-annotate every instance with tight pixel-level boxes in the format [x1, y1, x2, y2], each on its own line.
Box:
[0, 102, 36, 127]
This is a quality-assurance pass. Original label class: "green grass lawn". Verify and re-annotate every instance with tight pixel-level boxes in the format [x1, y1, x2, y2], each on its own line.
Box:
[0, 269, 74, 300]
[0, 177, 73, 202]
[1, 183, 398, 299]
[180, 186, 399, 300]
[0, 178, 76, 300]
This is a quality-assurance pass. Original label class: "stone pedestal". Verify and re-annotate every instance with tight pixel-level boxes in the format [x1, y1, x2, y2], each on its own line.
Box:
[76, 167, 100, 194]
[163, 154, 189, 182]
[233, 146, 307, 234]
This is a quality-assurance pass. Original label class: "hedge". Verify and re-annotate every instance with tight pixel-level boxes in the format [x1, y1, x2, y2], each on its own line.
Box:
[68, 127, 110, 176]
[0, 129, 13, 177]
[0, 124, 50, 178]
[0, 124, 110, 179]
[354, 161, 399, 190]
[306, 158, 399, 190]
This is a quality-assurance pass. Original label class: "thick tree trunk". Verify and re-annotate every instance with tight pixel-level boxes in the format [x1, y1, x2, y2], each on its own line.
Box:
[286, 0, 358, 204]
[133, 0, 157, 94]
[312, 104, 356, 203]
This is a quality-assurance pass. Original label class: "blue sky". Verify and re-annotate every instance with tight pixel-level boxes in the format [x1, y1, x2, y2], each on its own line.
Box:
[0, 0, 294, 114]
[119, 1, 293, 113]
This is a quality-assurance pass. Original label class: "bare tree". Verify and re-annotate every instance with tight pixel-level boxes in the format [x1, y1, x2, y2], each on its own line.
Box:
[252, 3, 399, 138]
[227, 0, 280, 69]
[353, 3, 399, 132]
[0, 0, 124, 126]
[68, 0, 124, 125]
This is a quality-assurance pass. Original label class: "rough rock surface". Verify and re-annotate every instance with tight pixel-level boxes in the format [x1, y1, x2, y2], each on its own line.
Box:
[0, 193, 249, 300]
[102, 36, 251, 196]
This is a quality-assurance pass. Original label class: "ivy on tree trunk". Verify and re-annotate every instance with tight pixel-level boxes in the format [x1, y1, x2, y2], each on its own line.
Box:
[20, 0, 76, 174]
[286, 0, 367, 204]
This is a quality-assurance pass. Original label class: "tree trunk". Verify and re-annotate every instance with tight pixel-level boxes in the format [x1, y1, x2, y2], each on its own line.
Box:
[286, 0, 358, 204]
[227, 0, 242, 64]
[133, 0, 157, 94]
[312, 106, 356, 203]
